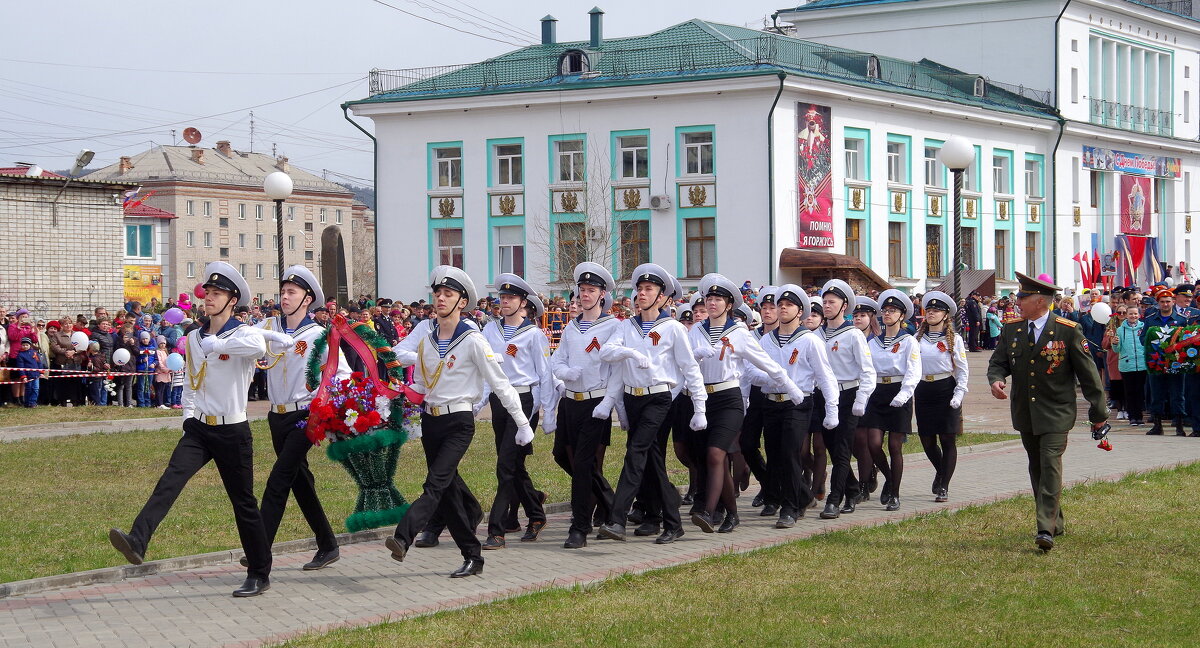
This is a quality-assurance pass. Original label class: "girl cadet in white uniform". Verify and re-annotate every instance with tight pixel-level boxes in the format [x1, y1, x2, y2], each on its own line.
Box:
[915, 291, 969, 503]
[550, 262, 622, 549]
[817, 279, 877, 520]
[850, 296, 882, 503]
[746, 285, 839, 528]
[477, 274, 553, 549]
[741, 285, 778, 509]
[687, 274, 804, 534]
[860, 289, 921, 511]
[597, 263, 707, 545]
[802, 298, 829, 503]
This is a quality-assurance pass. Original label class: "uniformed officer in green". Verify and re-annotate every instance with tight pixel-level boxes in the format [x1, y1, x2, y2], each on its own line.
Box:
[987, 271, 1108, 552]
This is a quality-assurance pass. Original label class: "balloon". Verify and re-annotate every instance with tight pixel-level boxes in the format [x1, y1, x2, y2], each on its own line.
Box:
[166, 353, 185, 371]
[1164, 277, 1176, 287]
[163, 307, 184, 325]
[175, 338, 188, 354]
[113, 348, 132, 365]
[70, 331, 89, 350]
[1036, 273, 1054, 283]
[194, 283, 207, 299]
[1090, 302, 1112, 325]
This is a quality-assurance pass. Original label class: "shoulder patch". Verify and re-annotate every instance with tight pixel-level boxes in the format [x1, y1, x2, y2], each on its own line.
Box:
[1055, 317, 1078, 328]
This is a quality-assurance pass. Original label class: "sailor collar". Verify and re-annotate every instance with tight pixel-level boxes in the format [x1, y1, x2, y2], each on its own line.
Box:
[876, 331, 910, 347]
[275, 314, 317, 334]
[821, 321, 857, 340]
[573, 313, 614, 330]
[770, 327, 811, 346]
[502, 318, 538, 339]
[701, 318, 745, 337]
[429, 319, 476, 356]
[199, 317, 244, 339]
[633, 311, 672, 335]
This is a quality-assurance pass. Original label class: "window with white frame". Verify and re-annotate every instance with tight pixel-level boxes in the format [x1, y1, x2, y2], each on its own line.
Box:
[434, 146, 462, 188]
[924, 146, 943, 188]
[238, 203, 246, 219]
[203, 231, 212, 248]
[963, 155, 979, 191]
[185, 200, 194, 216]
[203, 201, 211, 217]
[271, 235, 278, 249]
[256, 234, 263, 249]
[495, 144, 523, 185]
[1025, 159, 1043, 198]
[186, 230, 195, 247]
[437, 228, 464, 268]
[239, 263, 246, 276]
[272, 264, 278, 279]
[287, 205, 295, 221]
[683, 132, 713, 175]
[495, 225, 525, 276]
[186, 262, 195, 278]
[238, 233, 246, 248]
[886, 140, 907, 184]
[256, 264, 264, 280]
[844, 138, 866, 181]
[556, 139, 584, 183]
[319, 208, 327, 223]
[288, 235, 296, 251]
[255, 204, 263, 221]
[619, 135, 649, 179]
[335, 209, 342, 224]
[993, 155, 1011, 194]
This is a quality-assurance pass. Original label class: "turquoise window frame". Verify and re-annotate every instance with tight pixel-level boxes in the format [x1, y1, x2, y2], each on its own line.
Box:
[923, 138, 947, 188]
[548, 213, 587, 283]
[887, 190, 912, 278]
[426, 140, 463, 192]
[843, 187, 871, 262]
[886, 133, 912, 185]
[676, 206, 717, 279]
[675, 125, 716, 177]
[610, 128, 651, 181]
[612, 210, 651, 276]
[547, 133, 587, 184]
[486, 136, 524, 188]
[427, 219, 465, 275]
[126, 224, 153, 258]
[844, 127, 871, 182]
[487, 218, 526, 283]
[992, 148, 1015, 194]
[970, 145, 982, 191]
[1024, 153, 1045, 198]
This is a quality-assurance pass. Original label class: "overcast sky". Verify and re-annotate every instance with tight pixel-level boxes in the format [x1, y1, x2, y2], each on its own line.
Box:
[1, 0, 789, 183]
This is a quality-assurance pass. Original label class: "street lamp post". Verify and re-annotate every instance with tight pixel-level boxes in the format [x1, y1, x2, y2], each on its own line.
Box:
[263, 171, 294, 292]
[937, 136, 974, 303]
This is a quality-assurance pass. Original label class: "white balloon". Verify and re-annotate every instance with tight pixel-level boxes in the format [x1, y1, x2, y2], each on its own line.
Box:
[70, 331, 89, 350]
[1164, 277, 1176, 287]
[1090, 302, 1112, 325]
[112, 348, 132, 365]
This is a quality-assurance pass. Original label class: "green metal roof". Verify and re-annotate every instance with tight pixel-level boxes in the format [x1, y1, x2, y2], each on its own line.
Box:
[349, 18, 1056, 119]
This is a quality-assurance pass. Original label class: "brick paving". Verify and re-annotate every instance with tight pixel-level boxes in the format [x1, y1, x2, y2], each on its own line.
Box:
[1, 354, 1197, 647]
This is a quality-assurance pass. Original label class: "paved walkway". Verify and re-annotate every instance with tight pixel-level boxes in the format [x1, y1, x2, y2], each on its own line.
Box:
[2, 432, 1199, 648]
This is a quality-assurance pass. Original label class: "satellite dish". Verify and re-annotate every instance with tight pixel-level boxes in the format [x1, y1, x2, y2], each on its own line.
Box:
[183, 127, 202, 145]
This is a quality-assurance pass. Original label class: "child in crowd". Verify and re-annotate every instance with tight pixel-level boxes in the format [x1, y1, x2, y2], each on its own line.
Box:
[135, 331, 157, 407]
[154, 336, 171, 408]
[115, 327, 138, 407]
[13, 337, 45, 407]
[86, 341, 110, 406]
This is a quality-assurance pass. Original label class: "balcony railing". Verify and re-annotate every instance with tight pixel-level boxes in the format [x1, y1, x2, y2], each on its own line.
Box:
[1089, 97, 1174, 137]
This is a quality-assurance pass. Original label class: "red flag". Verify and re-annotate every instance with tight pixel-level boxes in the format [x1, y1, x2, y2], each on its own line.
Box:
[1081, 251, 1092, 288]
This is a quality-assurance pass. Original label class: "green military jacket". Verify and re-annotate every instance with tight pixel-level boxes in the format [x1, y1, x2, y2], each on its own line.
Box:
[987, 314, 1108, 434]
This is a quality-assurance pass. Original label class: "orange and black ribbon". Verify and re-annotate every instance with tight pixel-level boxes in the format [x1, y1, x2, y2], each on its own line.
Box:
[718, 336, 734, 361]
[506, 343, 518, 357]
[585, 337, 600, 353]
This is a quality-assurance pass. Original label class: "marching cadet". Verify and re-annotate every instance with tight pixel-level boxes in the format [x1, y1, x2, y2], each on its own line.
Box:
[850, 296, 882, 503]
[597, 263, 707, 544]
[987, 272, 1108, 552]
[550, 263, 622, 549]
[802, 299, 829, 501]
[914, 291, 969, 503]
[688, 274, 804, 534]
[386, 266, 534, 578]
[817, 279, 876, 519]
[252, 266, 348, 571]
[749, 285, 839, 528]
[861, 289, 921, 511]
[476, 274, 553, 550]
[109, 262, 281, 597]
[741, 285, 777, 511]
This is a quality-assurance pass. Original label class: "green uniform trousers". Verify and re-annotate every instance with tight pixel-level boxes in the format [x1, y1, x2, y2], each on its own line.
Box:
[1020, 430, 1067, 536]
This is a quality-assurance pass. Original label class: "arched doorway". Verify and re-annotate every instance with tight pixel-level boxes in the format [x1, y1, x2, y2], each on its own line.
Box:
[320, 225, 349, 306]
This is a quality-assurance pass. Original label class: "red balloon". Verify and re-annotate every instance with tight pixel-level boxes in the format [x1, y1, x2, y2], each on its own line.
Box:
[194, 283, 206, 299]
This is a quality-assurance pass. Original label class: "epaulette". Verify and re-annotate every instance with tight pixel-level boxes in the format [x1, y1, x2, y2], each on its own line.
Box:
[1055, 316, 1078, 328]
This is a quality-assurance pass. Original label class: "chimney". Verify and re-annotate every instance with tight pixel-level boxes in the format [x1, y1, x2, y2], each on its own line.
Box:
[191, 148, 205, 165]
[276, 156, 290, 173]
[118, 156, 134, 175]
[216, 140, 232, 157]
[541, 15, 557, 45]
[589, 7, 604, 48]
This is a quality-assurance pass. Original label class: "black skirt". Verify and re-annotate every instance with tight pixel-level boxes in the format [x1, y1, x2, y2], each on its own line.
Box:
[860, 381, 913, 436]
[696, 387, 744, 452]
[913, 377, 962, 436]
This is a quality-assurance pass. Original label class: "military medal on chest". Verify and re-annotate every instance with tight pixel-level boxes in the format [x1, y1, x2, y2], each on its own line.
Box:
[1041, 340, 1066, 373]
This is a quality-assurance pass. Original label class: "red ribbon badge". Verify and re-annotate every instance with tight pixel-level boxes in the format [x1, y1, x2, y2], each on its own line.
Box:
[718, 336, 734, 361]
[506, 344, 518, 357]
[585, 337, 600, 353]
[937, 341, 947, 353]
[831, 341, 839, 352]
[294, 340, 308, 356]
[648, 331, 661, 346]
[789, 349, 799, 365]
[891, 342, 900, 354]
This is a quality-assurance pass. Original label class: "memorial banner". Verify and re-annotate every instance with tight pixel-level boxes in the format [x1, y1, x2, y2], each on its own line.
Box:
[796, 103, 834, 248]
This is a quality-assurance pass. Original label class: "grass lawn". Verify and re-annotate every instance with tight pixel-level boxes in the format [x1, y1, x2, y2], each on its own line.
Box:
[0, 404, 178, 428]
[279, 463, 1200, 648]
[0, 423, 1012, 583]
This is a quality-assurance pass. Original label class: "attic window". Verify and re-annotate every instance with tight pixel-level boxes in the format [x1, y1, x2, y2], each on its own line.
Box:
[867, 56, 880, 79]
[973, 77, 986, 98]
[559, 49, 589, 75]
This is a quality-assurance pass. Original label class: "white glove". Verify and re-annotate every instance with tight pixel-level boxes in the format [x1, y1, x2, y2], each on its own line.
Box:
[542, 416, 556, 435]
[693, 344, 715, 361]
[949, 394, 963, 409]
[261, 330, 295, 349]
[515, 423, 534, 446]
[888, 395, 909, 408]
[822, 412, 839, 429]
[631, 351, 651, 369]
[852, 401, 867, 417]
[198, 335, 218, 355]
[615, 401, 629, 431]
[472, 397, 487, 417]
[557, 366, 582, 382]
[689, 411, 708, 431]
[591, 398, 614, 420]
[788, 386, 807, 406]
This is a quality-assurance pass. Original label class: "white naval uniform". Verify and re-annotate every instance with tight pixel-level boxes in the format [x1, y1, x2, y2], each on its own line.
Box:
[182, 319, 266, 421]
[256, 316, 350, 409]
[599, 313, 706, 407]
[918, 332, 969, 402]
[394, 318, 479, 367]
[871, 333, 922, 403]
[689, 319, 800, 399]
[821, 323, 877, 411]
[751, 328, 840, 421]
[411, 320, 529, 428]
[551, 313, 626, 412]
[479, 318, 557, 422]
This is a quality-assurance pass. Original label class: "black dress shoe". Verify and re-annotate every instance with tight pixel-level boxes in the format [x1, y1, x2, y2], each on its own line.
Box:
[232, 577, 270, 597]
[482, 535, 505, 550]
[840, 498, 856, 514]
[775, 514, 796, 529]
[504, 522, 522, 534]
[717, 513, 740, 533]
[385, 536, 407, 562]
[592, 511, 606, 528]
[932, 473, 943, 495]
[521, 520, 547, 542]
[1035, 532, 1054, 552]
[108, 528, 144, 565]
[867, 471, 878, 494]
[885, 496, 900, 512]
[303, 547, 340, 571]
[563, 530, 588, 549]
[760, 503, 780, 517]
[597, 523, 627, 541]
[449, 558, 484, 578]
[880, 481, 892, 506]
[633, 521, 661, 536]
[751, 493, 765, 508]
[819, 502, 840, 519]
[681, 493, 694, 506]
[628, 509, 645, 525]
[413, 531, 440, 548]
[654, 528, 684, 544]
[691, 512, 716, 533]
[935, 487, 948, 503]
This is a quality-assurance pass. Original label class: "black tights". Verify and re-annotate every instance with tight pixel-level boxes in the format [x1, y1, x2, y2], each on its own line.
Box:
[704, 447, 737, 517]
[853, 426, 876, 491]
[867, 429, 905, 495]
[674, 440, 697, 496]
[804, 430, 828, 497]
[919, 434, 957, 488]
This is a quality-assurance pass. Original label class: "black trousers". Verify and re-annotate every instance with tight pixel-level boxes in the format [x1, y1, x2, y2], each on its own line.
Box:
[761, 396, 813, 516]
[610, 391, 680, 532]
[394, 411, 483, 561]
[817, 387, 860, 506]
[1121, 370, 1147, 423]
[487, 391, 544, 537]
[259, 409, 337, 551]
[129, 418, 272, 579]
[556, 396, 616, 534]
[740, 386, 771, 500]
